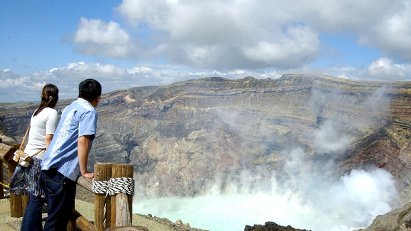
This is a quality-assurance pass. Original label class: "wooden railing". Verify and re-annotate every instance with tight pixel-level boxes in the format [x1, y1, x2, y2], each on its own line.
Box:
[0, 140, 148, 231]
[0, 141, 28, 217]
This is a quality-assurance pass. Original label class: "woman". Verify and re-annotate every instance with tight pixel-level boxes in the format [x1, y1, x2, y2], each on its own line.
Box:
[10, 84, 59, 231]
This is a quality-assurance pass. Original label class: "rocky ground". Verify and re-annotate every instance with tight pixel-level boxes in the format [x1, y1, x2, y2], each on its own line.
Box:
[246, 201, 411, 231]
[354, 202, 411, 231]
[245, 222, 311, 231]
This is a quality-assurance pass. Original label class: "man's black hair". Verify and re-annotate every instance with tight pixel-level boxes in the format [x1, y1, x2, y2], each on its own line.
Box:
[78, 79, 102, 101]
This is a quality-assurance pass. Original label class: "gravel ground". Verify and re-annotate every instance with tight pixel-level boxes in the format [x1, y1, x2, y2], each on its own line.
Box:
[0, 198, 208, 231]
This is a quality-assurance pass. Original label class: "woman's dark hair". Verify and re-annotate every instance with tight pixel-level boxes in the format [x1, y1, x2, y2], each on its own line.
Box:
[33, 84, 59, 117]
[78, 79, 102, 101]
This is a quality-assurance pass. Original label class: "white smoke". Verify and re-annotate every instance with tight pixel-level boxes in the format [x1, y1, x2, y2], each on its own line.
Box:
[362, 85, 391, 117]
[133, 171, 399, 231]
[134, 148, 400, 231]
[313, 120, 351, 155]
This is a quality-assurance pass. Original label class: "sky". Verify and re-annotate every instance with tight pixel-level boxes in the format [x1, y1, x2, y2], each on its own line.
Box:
[1, 0, 411, 102]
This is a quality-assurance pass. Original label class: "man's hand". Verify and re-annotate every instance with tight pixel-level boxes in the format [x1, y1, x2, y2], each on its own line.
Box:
[82, 172, 94, 179]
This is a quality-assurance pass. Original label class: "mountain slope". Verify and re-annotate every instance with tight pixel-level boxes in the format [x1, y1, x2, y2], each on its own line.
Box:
[1, 74, 411, 203]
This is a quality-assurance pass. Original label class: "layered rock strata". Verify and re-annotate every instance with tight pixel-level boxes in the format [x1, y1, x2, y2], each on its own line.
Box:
[1, 74, 411, 203]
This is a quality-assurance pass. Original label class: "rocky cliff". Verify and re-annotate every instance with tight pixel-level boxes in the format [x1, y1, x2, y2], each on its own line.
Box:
[1, 74, 411, 205]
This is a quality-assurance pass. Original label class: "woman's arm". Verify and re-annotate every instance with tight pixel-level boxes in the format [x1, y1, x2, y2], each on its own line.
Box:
[45, 134, 53, 149]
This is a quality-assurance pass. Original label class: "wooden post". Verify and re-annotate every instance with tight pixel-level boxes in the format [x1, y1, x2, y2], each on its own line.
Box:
[0, 138, 3, 199]
[0, 159, 3, 199]
[94, 163, 113, 231]
[111, 164, 133, 227]
[8, 144, 24, 217]
[0, 142, 12, 200]
[8, 160, 24, 217]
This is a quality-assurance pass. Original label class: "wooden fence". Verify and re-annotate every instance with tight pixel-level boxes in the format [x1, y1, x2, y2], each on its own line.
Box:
[0, 140, 147, 231]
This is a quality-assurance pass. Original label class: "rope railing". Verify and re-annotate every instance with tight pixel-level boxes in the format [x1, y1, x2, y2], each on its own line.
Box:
[1, 140, 146, 231]
[92, 177, 135, 196]
[76, 163, 140, 231]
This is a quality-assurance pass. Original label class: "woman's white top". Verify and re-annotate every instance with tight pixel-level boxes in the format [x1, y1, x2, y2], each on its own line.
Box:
[24, 107, 58, 160]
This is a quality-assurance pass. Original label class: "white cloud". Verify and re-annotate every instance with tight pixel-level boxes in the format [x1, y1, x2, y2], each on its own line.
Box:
[114, 0, 170, 28]
[243, 25, 320, 68]
[358, 2, 411, 61]
[299, 57, 411, 81]
[62, 0, 411, 72]
[0, 70, 44, 102]
[2, 56, 411, 103]
[74, 17, 131, 45]
[67, 62, 85, 69]
[366, 58, 411, 80]
[127, 67, 153, 74]
[110, 0, 411, 69]
[0, 63, 129, 102]
[301, 0, 392, 31]
[0, 62, 282, 102]
[73, 18, 137, 58]
[90, 0, 325, 69]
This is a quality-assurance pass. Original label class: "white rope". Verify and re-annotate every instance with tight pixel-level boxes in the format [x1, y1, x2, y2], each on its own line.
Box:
[108, 177, 135, 196]
[92, 180, 108, 194]
[91, 177, 135, 228]
[92, 177, 135, 196]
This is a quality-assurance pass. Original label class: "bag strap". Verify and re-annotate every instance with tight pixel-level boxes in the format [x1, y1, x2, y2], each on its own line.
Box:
[31, 148, 46, 157]
[20, 125, 30, 150]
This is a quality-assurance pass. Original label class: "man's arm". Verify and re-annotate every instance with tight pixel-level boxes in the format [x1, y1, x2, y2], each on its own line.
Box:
[78, 135, 94, 178]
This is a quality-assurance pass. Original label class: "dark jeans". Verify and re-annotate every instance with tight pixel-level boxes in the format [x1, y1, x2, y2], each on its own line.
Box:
[40, 169, 76, 231]
[20, 194, 46, 231]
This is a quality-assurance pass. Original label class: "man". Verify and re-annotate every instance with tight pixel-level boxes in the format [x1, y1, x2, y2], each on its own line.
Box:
[40, 79, 101, 230]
